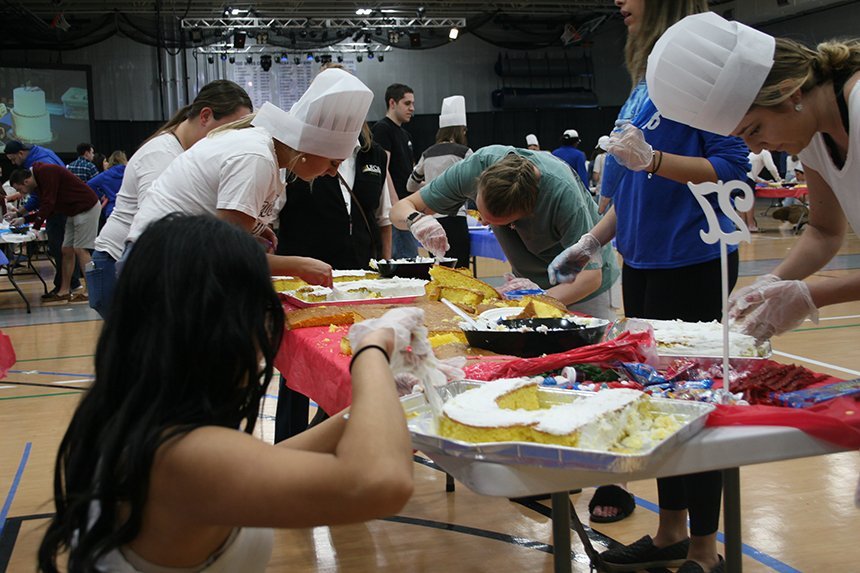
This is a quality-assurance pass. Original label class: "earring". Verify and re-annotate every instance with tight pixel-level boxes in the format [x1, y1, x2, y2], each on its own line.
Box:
[300, 156, 307, 163]
[795, 103, 804, 112]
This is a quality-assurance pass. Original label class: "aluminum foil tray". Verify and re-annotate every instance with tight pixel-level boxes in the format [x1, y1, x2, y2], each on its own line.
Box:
[281, 292, 419, 308]
[654, 339, 772, 371]
[402, 382, 714, 473]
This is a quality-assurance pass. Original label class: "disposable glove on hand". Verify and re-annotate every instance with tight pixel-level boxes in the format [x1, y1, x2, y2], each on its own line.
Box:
[736, 280, 819, 342]
[606, 123, 653, 171]
[728, 273, 781, 321]
[547, 233, 601, 285]
[496, 273, 541, 295]
[348, 306, 425, 357]
[410, 216, 450, 258]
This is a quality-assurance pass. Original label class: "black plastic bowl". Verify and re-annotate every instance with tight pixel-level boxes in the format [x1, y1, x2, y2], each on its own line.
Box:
[462, 318, 609, 358]
[375, 257, 457, 279]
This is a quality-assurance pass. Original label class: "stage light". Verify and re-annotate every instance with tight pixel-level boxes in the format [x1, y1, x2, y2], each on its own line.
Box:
[228, 55, 236, 64]
[336, 54, 344, 63]
[233, 31, 246, 49]
[294, 56, 300, 64]
[306, 52, 314, 62]
[207, 55, 214, 64]
[260, 54, 272, 71]
[190, 28, 203, 43]
[378, 54, 384, 62]
[449, 27, 459, 40]
[220, 53, 228, 61]
[256, 31, 268, 44]
[356, 54, 363, 62]
[416, 6, 426, 18]
[388, 30, 400, 44]
[355, 8, 372, 16]
[279, 52, 289, 64]
[409, 31, 421, 47]
[245, 55, 253, 64]
[367, 50, 374, 59]
[314, 55, 320, 63]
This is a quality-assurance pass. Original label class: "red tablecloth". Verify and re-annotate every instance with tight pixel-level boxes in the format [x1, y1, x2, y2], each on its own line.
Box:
[754, 185, 808, 199]
[274, 310, 860, 448]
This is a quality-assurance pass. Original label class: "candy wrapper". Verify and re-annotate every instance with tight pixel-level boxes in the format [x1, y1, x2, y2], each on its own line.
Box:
[503, 288, 545, 300]
[772, 378, 860, 408]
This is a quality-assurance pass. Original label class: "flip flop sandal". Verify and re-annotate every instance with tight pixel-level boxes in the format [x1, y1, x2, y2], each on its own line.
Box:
[69, 292, 89, 302]
[599, 535, 691, 572]
[588, 484, 635, 523]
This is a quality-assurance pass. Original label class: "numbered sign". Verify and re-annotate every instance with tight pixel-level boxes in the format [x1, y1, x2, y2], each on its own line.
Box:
[687, 180, 754, 400]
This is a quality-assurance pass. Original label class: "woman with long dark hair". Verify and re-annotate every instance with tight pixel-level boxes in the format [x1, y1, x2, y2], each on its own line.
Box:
[89, 80, 253, 319]
[38, 214, 414, 572]
[548, 1, 749, 571]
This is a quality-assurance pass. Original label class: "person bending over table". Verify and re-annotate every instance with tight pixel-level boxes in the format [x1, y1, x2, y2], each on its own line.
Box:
[649, 8, 860, 528]
[37, 214, 414, 573]
[391, 145, 619, 320]
[126, 68, 376, 289]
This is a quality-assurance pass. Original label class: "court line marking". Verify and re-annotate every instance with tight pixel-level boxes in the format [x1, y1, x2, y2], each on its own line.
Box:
[816, 314, 860, 321]
[13, 354, 94, 363]
[793, 324, 860, 333]
[772, 350, 860, 377]
[8, 369, 94, 378]
[0, 443, 31, 539]
[0, 386, 14, 390]
[53, 379, 93, 385]
[633, 495, 801, 573]
[0, 392, 82, 401]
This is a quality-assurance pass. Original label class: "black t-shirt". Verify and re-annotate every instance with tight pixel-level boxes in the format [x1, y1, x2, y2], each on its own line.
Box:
[372, 116, 414, 200]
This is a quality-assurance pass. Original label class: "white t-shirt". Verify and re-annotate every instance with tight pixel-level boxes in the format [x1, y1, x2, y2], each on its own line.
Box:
[799, 81, 860, 235]
[128, 127, 285, 243]
[747, 149, 781, 182]
[95, 133, 184, 260]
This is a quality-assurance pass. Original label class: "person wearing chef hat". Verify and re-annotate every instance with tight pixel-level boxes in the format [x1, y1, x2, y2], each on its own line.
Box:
[552, 129, 590, 185]
[589, 135, 611, 196]
[125, 68, 376, 288]
[547, 2, 749, 572]
[647, 11, 860, 345]
[405, 95, 473, 266]
[525, 133, 541, 151]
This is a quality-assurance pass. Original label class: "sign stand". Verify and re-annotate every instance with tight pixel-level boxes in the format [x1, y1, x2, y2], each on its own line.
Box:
[687, 180, 753, 399]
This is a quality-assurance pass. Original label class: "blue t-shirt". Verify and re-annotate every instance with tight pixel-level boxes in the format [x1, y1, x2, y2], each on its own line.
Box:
[88, 164, 126, 218]
[602, 82, 749, 269]
[551, 146, 589, 187]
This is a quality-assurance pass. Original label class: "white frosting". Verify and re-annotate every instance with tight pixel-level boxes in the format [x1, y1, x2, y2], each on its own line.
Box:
[289, 278, 427, 302]
[442, 377, 540, 428]
[332, 269, 377, 278]
[12, 87, 51, 143]
[534, 389, 642, 436]
[13, 87, 46, 116]
[642, 318, 761, 357]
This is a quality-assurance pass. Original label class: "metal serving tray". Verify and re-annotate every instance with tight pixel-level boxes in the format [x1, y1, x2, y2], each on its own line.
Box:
[402, 381, 714, 474]
[654, 339, 773, 371]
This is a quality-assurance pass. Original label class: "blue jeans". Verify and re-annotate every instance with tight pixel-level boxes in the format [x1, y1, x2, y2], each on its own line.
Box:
[392, 227, 419, 259]
[87, 250, 117, 319]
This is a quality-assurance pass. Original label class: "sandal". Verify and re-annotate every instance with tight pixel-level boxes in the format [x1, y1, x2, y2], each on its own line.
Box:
[43, 293, 71, 303]
[69, 292, 89, 303]
[599, 535, 690, 572]
[588, 485, 635, 523]
[677, 555, 725, 573]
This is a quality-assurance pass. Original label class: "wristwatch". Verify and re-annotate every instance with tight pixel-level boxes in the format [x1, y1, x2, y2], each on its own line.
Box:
[406, 211, 425, 228]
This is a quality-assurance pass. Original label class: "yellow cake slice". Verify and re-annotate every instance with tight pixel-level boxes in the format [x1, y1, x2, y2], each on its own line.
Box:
[429, 265, 500, 302]
[439, 378, 542, 443]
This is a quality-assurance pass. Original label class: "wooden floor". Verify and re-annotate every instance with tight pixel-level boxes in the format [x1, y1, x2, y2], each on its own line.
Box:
[2, 209, 859, 572]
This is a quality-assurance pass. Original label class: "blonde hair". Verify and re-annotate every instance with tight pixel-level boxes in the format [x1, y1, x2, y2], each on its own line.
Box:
[478, 154, 539, 217]
[106, 150, 127, 168]
[625, 0, 708, 84]
[207, 112, 257, 137]
[753, 38, 860, 107]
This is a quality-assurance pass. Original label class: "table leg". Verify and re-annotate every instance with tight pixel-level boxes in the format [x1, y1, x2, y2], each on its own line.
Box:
[24, 245, 48, 294]
[471, 255, 477, 277]
[722, 467, 743, 573]
[550, 492, 572, 573]
[445, 472, 455, 492]
[274, 375, 310, 443]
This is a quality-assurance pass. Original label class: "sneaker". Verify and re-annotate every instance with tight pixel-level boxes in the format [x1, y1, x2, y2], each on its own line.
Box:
[600, 535, 690, 572]
[677, 555, 725, 573]
[41, 291, 64, 302]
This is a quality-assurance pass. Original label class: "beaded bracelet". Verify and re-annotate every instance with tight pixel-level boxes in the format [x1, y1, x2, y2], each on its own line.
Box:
[349, 344, 391, 373]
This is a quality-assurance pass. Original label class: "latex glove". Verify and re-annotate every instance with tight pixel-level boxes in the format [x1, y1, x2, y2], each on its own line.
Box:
[348, 306, 426, 357]
[736, 280, 819, 342]
[547, 233, 601, 285]
[410, 215, 450, 258]
[394, 357, 465, 396]
[728, 273, 781, 322]
[606, 123, 653, 171]
[496, 273, 541, 295]
[293, 257, 333, 287]
[9, 217, 25, 227]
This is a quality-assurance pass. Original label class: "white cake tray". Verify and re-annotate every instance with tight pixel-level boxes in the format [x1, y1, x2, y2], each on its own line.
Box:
[281, 292, 420, 308]
[403, 382, 714, 474]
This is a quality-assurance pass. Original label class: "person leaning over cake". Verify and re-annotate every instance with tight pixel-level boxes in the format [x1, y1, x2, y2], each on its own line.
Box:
[37, 214, 414, 573]
[88, 79, 253, 319]
[648, 12, 860, 344]
[390, 145, 619, 320]
[125, 68, 376, 290]
[547, 2, 749, 572]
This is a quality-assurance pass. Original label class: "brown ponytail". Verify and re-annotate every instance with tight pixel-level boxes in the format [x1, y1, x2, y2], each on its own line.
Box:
[146, 80, 253, 142]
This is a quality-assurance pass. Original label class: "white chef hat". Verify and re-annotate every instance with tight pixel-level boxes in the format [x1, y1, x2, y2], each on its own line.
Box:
[646, 12, 775, 136]
[563, 129, 579, 139]
[525, 134, 539, 146]
[439, 95, 467, 128]
[597, 135, 610, 149]
[251, 68, 373, 159]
